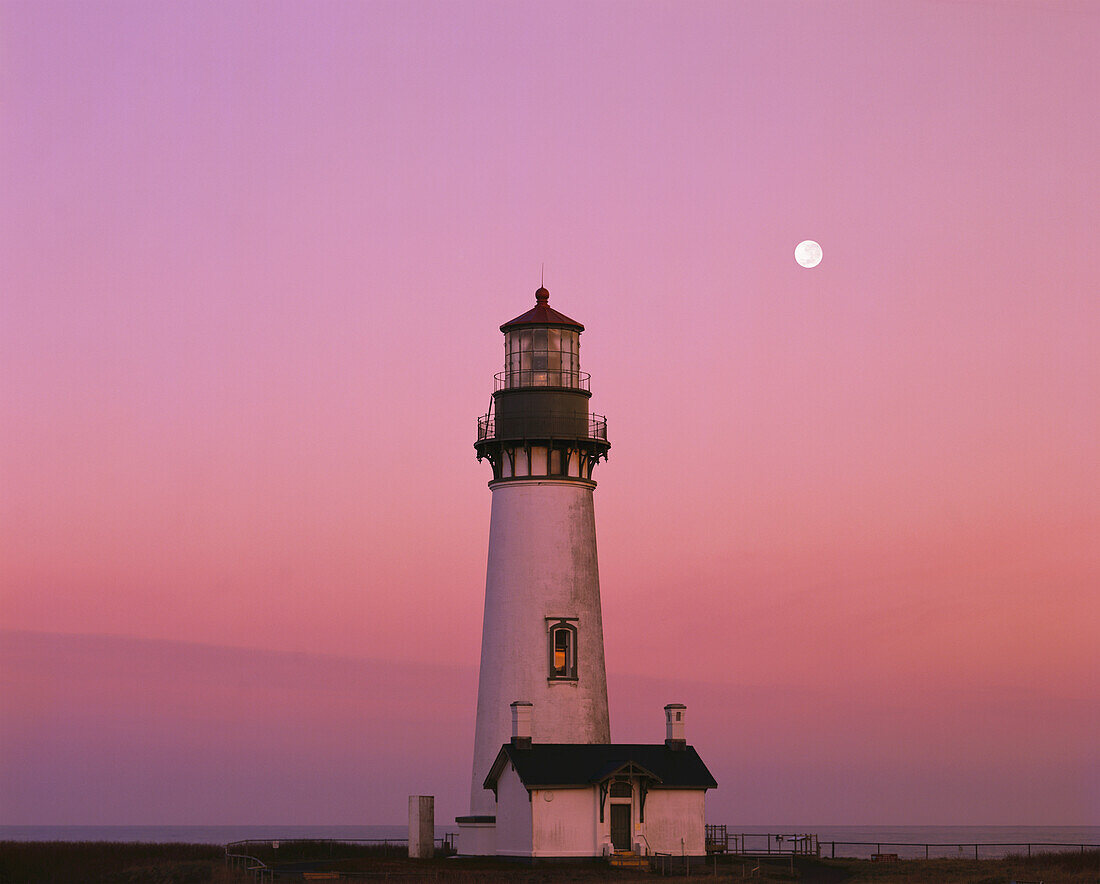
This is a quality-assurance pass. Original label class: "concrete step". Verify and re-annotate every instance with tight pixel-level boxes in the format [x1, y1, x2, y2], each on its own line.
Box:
[608, 851, 650, 868]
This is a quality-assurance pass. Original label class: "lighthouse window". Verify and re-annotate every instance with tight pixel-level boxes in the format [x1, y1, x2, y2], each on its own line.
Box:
[520, 330, 532, 372]
[547, 328, 561, 382]
[562, 331, 579, 385]
[547, 621, 577, 680]
[507, 335, 520, 381]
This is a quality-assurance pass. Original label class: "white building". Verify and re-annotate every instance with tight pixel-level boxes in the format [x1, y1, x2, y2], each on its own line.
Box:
[480, 702, 716, 860]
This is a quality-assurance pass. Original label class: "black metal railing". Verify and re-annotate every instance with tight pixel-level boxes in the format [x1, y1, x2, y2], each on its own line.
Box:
[477, 412, 607, 442]
[495, 369, 590, 391]
[706, 831, 819, 856]
[823, 840, 1100, 861]
[704, 829, 1100, 861]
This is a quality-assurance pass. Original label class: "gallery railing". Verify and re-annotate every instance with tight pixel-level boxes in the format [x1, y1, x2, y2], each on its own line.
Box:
[495, 369, 590, 391]
[477, 412, 607, 442]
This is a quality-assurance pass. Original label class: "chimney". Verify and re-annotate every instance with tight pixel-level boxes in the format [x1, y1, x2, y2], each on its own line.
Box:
[511, 701, 533, 747]
[664, 703, 687, 750]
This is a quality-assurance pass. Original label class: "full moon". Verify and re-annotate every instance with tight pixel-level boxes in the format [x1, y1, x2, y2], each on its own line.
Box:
[795, 240, 823, 268]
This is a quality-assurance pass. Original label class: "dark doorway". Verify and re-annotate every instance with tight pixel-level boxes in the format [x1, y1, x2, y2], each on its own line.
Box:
[610, 804, 631, 851]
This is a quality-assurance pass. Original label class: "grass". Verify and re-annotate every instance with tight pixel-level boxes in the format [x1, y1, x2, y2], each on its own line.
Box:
[778, 849, 1100, 883]
[1, 842, 1097, 883]
[0, 841, 229, 883]
[226, 839, 410, 866]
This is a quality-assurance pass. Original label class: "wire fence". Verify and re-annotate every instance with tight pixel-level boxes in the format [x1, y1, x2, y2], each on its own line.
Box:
[224, 836, 456, 880]
[824, 840, 1100, 860]
[705, 828, 1100, 862]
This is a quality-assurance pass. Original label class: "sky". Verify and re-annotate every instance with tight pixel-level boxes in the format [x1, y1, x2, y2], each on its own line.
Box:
[1, 0, 1097, 826]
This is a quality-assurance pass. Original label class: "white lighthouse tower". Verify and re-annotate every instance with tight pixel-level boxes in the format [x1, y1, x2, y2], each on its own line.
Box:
[462, 287, 612, 829]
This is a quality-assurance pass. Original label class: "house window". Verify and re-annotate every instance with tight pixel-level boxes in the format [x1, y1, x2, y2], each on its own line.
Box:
[609, 781, 632, 798]
[547, 619, 577, 680]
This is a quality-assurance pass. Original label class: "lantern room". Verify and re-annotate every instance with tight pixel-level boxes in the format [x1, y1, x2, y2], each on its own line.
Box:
[475, 286, 609, 482]
[499, 287, 586, 391]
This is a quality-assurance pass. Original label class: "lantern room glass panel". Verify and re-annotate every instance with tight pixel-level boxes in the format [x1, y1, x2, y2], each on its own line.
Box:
[503, 326, 581, 389]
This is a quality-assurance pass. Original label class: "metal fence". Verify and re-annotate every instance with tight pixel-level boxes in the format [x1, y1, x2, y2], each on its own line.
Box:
[706, 829, 819, 856]
[705, 828, 1100, 862]
[823, 840, 1100, 861]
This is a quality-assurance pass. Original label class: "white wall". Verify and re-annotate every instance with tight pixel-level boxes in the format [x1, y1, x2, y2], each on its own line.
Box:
[531, 787, 598, 857]
[641, 789, 707, 856]
[455, 820, 496, 857]
[494, 779, 708, 858]
[468, 479, 611, 814]
[494, 762, 533, 857]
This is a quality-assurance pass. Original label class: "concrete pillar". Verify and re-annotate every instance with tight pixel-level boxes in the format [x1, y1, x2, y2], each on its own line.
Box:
[408, 795, 434, 858]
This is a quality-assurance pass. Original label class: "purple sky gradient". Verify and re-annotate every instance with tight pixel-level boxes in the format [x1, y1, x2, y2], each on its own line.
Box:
[1, 1, 1097, 825]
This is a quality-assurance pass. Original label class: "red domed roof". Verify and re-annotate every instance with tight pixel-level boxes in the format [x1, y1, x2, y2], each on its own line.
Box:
[500, 287, 584, 332]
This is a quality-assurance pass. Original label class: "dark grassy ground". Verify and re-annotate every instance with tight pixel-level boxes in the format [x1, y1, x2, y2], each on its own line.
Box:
[1, 843, 1097, 883]
[806, 848, 1100, 883]
[0, 842, 229, 883]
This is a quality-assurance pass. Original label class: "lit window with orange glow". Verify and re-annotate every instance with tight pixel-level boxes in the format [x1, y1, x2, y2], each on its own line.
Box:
[547, 619, 577, 680]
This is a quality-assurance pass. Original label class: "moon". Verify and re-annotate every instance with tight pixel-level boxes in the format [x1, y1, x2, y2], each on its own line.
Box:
[795, 240, 823, 268]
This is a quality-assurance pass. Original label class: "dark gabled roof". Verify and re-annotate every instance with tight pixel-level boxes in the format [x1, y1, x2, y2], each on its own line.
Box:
[500, 288, 584, 332]
[484, 743, 717, 792]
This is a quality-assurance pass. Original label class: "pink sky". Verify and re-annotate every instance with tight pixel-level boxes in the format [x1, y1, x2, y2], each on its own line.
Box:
[1, 1, 1097, 825]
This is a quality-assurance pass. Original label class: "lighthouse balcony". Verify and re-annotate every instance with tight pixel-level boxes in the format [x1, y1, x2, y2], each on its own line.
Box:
[477, 412, 608, 443]
[495, 369, 590, 392]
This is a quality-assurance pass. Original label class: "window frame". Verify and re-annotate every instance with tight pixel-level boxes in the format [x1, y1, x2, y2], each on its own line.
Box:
[546, 618, 578, 681]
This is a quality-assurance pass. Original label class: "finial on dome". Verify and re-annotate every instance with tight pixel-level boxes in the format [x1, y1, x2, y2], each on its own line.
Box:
[535, 286, 549, 303]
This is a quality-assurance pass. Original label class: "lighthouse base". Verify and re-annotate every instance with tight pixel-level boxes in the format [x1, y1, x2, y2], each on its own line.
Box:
[455, 815, 496, 856]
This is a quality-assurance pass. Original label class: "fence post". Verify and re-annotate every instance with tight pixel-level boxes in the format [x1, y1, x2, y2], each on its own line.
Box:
[831, 841, 835, 859]
[974, 844, 978, 860]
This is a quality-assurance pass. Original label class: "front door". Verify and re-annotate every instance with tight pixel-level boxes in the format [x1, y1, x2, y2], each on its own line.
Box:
[610, 804, 631, 851]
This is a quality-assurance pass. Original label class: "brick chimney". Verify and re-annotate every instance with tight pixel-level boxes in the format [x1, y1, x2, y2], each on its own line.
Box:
[664, 703, 686, 750]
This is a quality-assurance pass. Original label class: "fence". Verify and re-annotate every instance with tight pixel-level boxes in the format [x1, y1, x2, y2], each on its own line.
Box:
[224, 835, 456, 880]
[824, 840, 1100, 861]
[705, 829, 1100, 862]
[705, 828, 819, 856]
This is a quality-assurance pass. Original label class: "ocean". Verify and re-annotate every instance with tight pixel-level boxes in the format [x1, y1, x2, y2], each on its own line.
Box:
[1, 824, 1097, 860]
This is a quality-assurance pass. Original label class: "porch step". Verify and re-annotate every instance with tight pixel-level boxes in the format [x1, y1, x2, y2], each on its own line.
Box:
[609, 850, 650, 868]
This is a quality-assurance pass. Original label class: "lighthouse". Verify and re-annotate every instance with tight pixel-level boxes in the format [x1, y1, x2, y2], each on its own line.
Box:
[453, 287, 716, 860]
[465, 286, 612, 819]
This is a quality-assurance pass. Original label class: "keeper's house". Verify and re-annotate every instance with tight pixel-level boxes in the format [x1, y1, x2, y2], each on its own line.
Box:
[476, 701, 717, 860]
